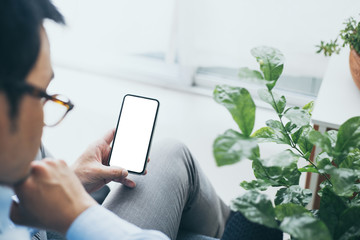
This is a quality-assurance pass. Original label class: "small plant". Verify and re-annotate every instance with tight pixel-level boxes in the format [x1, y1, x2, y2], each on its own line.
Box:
[213, 46, 360, 240]
[317, 16, 360, 56]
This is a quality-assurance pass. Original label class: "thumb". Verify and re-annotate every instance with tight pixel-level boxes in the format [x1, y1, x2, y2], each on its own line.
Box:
[99, 166, 128, 181]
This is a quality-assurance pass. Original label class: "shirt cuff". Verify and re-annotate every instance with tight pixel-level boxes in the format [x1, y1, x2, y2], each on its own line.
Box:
[66, 205, 168, 240]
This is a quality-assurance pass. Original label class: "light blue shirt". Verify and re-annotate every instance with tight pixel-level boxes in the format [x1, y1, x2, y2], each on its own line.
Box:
[1, 147, 169, 240]
[66, 205, 169, 240]
[0, 186, 169, 240]
[0, 186, 30, 240]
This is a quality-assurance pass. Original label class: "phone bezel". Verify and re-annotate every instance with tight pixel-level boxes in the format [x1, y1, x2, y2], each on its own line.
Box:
[108, 94, 160, 175]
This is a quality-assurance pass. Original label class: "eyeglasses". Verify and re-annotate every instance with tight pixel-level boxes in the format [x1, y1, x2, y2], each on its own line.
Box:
[4, 82, 74, 127]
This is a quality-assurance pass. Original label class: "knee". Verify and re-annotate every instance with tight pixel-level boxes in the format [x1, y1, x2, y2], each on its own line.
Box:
[151, 139, 195, 168]
[163, 139, 189, 152]
[157, 139, 192, 159]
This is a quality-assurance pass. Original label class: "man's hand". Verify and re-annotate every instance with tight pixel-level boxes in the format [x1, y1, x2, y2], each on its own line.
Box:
[71, 129, 139, 193]
[11, 159, 97, 234]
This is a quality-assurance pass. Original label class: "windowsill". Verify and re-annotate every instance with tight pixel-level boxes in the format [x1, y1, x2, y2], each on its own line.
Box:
[53, 55, 317, 111]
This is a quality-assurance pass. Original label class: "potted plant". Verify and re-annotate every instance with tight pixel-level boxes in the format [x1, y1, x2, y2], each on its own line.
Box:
[316, 16, 360, 90]
[213, 46, 360, 240]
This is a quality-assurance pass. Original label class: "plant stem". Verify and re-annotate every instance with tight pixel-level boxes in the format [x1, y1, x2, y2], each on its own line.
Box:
[269, 91, 333, 185]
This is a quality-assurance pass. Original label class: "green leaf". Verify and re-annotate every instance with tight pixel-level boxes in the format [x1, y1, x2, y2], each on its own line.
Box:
[265, 120, 291, 145]
[275, 203, 310, 221]
[325, 130, 338, 148]
[335, 116, 360, 164]
[252, 126, 289, 145]
[298, 165, 319, 173]
[213, 129, 259, 166]
[291, 128, 302, 144]
[240, 179, 272, 191]
[252, 127, 275, 141]
[258, 89, 286, 114]
[296, 125, 314, 154]
[292, 125, 306, 144]
[275, 186, 312, 207]
[339, 228, 360, 240]
[319, 187, 348, 238]
[316, 152, 333, 173]
[308, 130, 332, 154]
[251, 46, 284, 90]
[265, 81, 277, 91]
[231, 191, 278, 228]
[214, 85, 256, 136]
[285, 122, 297, 133]
[254, 151, 301, 186]
[356, 170, 360, 179]
[349, 194, 360, 207]
[238, 67, 264, 80]
[238, 67, 278, 89]
[339, 148, 360, 170]
[303, 151, 311, 159]
[311, 209, 320, 218]
[280, 214, 332, 240]
[304, 152, 311, 159]
[316, 151, 332, 163]
[284, 107, 311, 129]
[252, 159, 272, 182]
[302, 101, 314, 114]
[324, 165, 360, 197]
[260, 150, 299, 168]
[336, 207, 360, 240]
[318, 180, 333, 197]
[266, 119, 283, 131]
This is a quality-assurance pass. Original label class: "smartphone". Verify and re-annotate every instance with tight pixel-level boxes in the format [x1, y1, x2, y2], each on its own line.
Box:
[108, 94, 159, 174]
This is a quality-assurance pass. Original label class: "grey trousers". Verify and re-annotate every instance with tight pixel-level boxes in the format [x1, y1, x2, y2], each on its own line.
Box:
[102, 140, 230, 240]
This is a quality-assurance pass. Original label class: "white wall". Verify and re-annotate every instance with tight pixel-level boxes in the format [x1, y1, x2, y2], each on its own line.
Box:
[178, 0, 360, 78]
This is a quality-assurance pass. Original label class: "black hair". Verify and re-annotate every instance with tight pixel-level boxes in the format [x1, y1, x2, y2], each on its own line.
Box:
[0, 0, 65, 120]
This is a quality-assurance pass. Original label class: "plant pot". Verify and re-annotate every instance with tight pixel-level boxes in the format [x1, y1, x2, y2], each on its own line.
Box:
[349, 49, 360, 90]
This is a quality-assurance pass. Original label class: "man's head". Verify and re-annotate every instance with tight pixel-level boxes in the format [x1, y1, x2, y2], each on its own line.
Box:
[0, 0, 64, 185]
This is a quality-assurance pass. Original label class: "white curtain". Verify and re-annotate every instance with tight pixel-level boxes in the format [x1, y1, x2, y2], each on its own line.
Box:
[177, 0, 360, 78]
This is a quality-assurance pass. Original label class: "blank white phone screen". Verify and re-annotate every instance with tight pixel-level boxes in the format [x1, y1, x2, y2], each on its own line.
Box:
[110, 95, 159, 173]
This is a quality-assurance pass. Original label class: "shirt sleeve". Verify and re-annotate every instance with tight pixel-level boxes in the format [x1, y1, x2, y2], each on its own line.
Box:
[66, 205, 169, 240]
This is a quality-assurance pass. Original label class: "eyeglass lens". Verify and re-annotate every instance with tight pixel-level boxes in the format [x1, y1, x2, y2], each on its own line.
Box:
[43, 95, 70, 126]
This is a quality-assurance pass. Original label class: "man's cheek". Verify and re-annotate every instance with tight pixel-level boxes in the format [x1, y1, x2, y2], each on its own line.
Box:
[20, 97, 43, 159]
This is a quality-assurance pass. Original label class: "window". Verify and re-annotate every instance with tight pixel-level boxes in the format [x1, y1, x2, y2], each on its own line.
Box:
[46, 0, 360, 105]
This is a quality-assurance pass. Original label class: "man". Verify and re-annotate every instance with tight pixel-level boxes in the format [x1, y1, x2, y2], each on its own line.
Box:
[0, 0, 230, 239]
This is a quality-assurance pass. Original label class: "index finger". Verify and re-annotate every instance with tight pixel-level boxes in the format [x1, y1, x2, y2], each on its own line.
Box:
[13, 161, 46, 190]
[104, 129, 116, 145]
